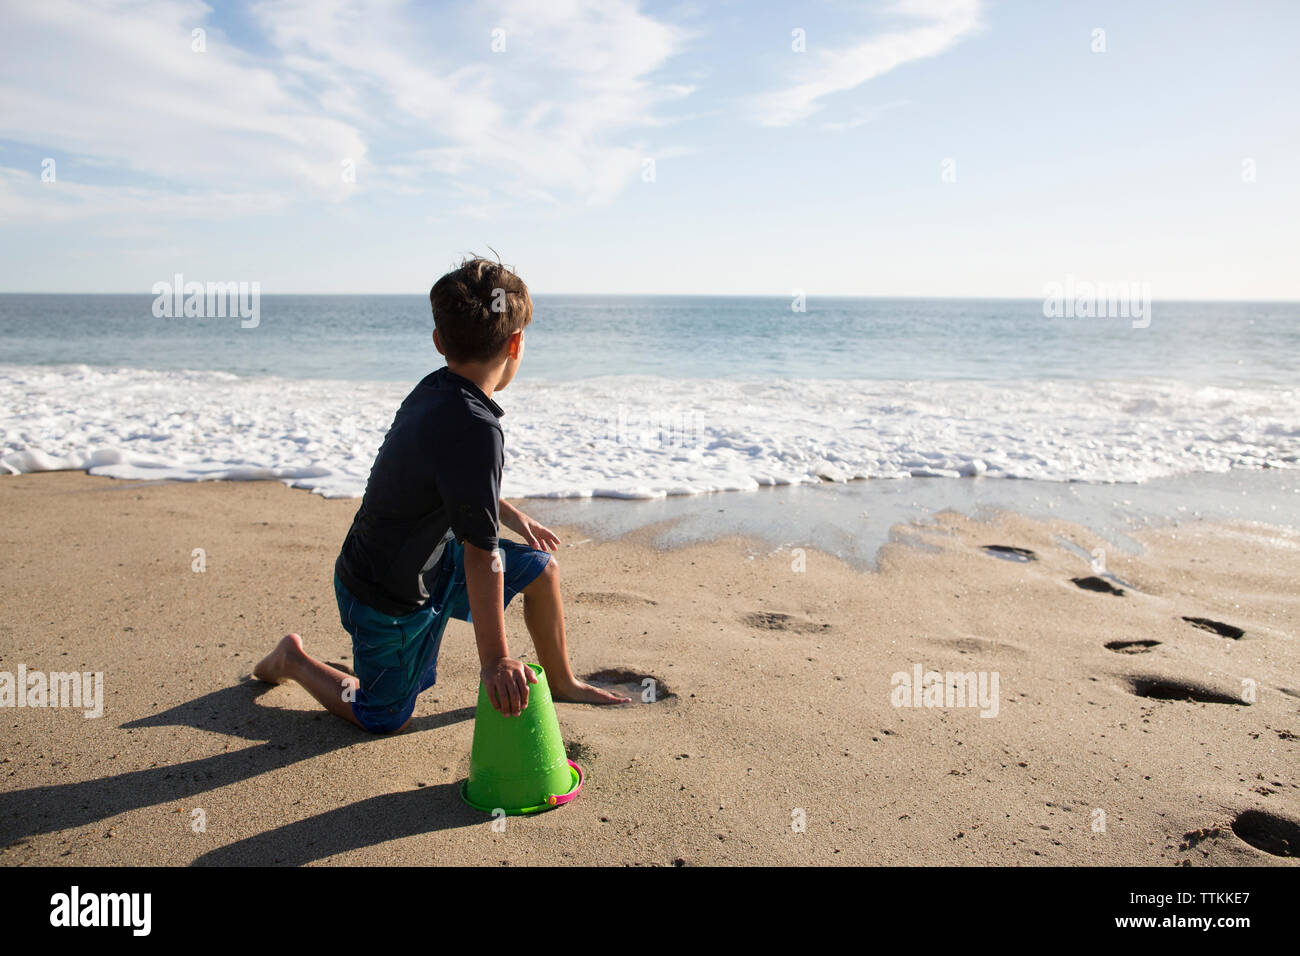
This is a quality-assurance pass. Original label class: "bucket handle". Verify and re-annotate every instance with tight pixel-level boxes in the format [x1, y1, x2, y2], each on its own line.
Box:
[546, 760, 584, 807]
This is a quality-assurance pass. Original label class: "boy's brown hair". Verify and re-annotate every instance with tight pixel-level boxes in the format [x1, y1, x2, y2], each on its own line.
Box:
[429, 254, 533, 363]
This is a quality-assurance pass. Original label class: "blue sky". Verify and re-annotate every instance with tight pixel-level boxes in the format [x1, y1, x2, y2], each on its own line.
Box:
[1, 0, 1297, 297]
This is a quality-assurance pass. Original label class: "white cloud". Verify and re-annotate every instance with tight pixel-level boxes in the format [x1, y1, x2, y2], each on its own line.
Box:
[752, 0, 984, 127]
[0, 0, 694, 222]
[820, 99, 911, 132]
[0, 0, 366, 199]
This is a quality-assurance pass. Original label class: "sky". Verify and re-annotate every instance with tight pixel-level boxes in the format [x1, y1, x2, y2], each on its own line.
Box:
[1, 0, 1297, 298]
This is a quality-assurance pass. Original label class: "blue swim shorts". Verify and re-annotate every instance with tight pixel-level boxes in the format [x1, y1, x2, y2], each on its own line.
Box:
[334, 538, 551, 734]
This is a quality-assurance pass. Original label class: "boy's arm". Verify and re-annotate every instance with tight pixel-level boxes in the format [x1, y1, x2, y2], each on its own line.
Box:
[437, 419, 535, 718]
[463, 541, 536, 717]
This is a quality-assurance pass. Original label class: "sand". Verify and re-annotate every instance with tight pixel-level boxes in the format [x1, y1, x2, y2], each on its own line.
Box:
[0, 472, 1297, 866]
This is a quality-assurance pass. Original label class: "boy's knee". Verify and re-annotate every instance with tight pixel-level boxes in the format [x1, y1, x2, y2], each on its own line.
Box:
[522, 554, 559, 596]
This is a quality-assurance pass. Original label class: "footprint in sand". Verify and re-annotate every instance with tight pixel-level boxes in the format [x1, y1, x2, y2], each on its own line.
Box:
[933, 635, 1029, 658]
[1182, 616, 1245, 640]
[1231, 809, 1300, 858]
[1071, 576, 1126, 596]
[1104, 639, 1161, 654]
[741, 611, 831, 634]
[1125, 676, 1247, 706]
[574, 591, 658, 608]
[583, 668, 675, 703]
[981, 545, 1037, 563]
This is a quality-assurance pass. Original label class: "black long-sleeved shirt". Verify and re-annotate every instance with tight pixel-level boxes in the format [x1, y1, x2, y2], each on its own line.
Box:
[335, 367, 503, 616]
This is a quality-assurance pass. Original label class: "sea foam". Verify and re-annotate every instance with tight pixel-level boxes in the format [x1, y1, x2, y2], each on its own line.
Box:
[1, 364, 1296, 499]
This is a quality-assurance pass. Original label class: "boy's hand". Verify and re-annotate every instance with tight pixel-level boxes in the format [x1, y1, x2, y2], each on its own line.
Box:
[481, 656, 539, 717]
[517, 516, 560, 552]
[500, 500, 560, 551]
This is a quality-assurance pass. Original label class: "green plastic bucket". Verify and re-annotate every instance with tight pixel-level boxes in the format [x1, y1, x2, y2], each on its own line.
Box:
[461, 663, 584, 815]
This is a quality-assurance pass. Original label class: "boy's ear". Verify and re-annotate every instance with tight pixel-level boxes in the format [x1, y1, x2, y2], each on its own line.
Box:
[432, 328, 446, 356]
[506, 329, 524, 360]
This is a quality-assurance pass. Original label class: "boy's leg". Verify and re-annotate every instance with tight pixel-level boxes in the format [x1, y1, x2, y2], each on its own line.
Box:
[253, 633, 371, 730]
[520, 556, 630, 705]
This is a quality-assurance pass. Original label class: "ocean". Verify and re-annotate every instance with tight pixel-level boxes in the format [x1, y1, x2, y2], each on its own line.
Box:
[1, 294, 1297, 501]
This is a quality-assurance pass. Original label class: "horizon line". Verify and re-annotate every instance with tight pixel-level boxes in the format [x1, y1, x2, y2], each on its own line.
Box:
[2, 291, 1298, 304]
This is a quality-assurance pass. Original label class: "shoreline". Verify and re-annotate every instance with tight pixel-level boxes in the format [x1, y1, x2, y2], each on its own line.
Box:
[5, 463, 1294, 569]
[0, 472, 1296, 866]
[521, 466, 1300, 569]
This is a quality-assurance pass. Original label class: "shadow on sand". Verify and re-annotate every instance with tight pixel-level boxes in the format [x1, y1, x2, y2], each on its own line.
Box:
[1, 679, 479, 862]
[190, 780, 483, 865]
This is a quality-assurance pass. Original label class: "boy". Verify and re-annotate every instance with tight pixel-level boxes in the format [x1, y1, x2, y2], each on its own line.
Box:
[254, 255, 628, 730]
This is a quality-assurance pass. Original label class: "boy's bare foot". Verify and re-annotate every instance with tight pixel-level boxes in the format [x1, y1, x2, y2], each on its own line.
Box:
[252, 633, 305, 684]
[551, 679, 632, 705]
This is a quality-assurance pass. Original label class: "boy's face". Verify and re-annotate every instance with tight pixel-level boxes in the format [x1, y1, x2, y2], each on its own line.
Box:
[494, 329, 525, 391]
